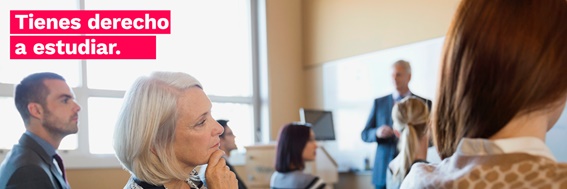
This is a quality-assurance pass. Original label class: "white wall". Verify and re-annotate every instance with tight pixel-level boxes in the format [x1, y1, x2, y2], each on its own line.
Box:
[546, 108, 567, 162]
[321, 37, 444, 171]
[319, 37, 567, 171]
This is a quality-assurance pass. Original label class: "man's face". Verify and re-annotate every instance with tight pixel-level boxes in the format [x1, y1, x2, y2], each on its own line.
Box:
[221, 126, 238, 152]
[392, 64, 411, 91]
[41, 79, 81, 137]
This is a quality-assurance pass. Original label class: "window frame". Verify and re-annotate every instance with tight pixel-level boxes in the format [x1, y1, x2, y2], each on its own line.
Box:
[0, 0, 267, 169]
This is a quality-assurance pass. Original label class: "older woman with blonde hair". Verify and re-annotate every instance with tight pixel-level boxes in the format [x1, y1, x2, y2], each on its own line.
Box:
[114, 72, 237, 189]
[401, 0, 567, 188]
[386, 97, 430, 189]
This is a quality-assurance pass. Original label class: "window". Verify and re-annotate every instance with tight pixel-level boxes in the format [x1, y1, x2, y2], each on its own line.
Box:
[0, 97, 25, 150]
[211, 102, 255, 150]
[87, 97, 123, 154]
[0, 0, 262, 168]
[0, 0, 80, 152]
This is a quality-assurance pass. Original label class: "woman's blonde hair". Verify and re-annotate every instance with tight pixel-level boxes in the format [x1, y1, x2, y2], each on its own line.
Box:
[114, 72, 202, 185]
[391, 97, 429, 180]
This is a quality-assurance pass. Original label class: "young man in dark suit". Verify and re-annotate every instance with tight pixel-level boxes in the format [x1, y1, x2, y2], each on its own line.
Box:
[361, 60, 431, 189]
[0, 72, 80, 189]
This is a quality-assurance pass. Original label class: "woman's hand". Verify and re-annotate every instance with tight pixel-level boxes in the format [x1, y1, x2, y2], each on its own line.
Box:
[205, 150, 238, 189]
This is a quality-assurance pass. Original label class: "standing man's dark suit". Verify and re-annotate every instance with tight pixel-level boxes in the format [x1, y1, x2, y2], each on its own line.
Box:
[0, 133, 69, 189]
[361, 93, 431, 188]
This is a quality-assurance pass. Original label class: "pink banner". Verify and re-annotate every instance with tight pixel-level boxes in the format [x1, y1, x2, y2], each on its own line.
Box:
[10, 10, 170, 34]
[10, 36, 157, 59]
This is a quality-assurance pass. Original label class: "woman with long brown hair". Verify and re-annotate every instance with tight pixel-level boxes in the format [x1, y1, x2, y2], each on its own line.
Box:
[401, 0, 567, 188]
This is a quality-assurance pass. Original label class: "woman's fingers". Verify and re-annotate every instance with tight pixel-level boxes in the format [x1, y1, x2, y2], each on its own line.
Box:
[207, 150, 225, 167]
[205, 150, 238, 189]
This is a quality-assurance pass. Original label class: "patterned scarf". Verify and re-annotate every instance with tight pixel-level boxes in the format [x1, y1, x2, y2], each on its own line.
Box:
[128, 169, 207, 189]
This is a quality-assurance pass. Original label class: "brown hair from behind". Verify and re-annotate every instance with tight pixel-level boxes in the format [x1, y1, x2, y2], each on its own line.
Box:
[433, 0, 567, 159]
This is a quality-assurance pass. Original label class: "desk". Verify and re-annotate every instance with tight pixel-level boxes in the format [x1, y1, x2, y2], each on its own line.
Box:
[336, 171, 374, 189]
[244, 143, 338, 189]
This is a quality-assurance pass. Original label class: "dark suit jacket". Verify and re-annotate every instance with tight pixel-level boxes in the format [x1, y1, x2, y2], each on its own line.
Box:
[0, 134, 69, 189]
[361, 94, 431, 186]
[226, 161, 247, 189]
[199, 158, 248, 189]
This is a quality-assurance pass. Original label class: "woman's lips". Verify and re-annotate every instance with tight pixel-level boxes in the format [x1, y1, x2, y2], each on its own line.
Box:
[211, 142, 220, 149]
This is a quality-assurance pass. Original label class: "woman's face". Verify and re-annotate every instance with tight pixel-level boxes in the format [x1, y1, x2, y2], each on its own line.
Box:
[302, 130, 318, 161]
[173, 87, 224, 172]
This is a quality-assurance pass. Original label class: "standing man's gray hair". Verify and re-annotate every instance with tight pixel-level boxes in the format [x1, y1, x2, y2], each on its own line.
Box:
[393, 60, 411, 73]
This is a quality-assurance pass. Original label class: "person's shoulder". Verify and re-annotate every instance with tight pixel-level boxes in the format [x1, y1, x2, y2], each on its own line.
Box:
[305, 176, 326, 189]
[11, 165, 50, 176]
[409, 161, 437, 175]
[291, 172, 325, 189]
[551, 163, 567, 183]
[270, 171, 283, 185]
[273, 170, 315, 179]
[271, 170, 283, 178]
[296, 171, 317, 179]
[473, 158, 567, 187]
[130, 177, 166, 189]
[271, 171, 322, 189]
[555, 162, 567, 168]
[411, 94, 431, 102]
[376, 94, 392, 102]
[400, 161, 442, 189]
[14, 149, 45, 164]
[534, 161, 567, 182]
[2, 164, 52, 187]
[2, 147, 46, 171]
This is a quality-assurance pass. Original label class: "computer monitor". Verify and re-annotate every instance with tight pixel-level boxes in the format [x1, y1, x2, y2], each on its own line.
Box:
[299, 108, 336, 141]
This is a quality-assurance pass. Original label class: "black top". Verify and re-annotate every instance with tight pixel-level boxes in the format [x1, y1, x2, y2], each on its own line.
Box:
[133, 178, 166, 189]
[129, 169, 205, 189]
[270, 170, 326, 189]
[226, 161, 248, 189]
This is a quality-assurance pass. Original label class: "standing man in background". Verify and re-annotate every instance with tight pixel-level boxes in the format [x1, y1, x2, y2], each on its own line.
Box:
[361, 60, 431, 189]
[200, 119, 248, 189]
[0, 72, 81, 189]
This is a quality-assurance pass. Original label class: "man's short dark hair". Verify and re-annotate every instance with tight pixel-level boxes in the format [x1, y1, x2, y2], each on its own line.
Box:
[274, 122, 312, 172]
[217, 119, 229, 138]
[14, 72, 66, 125]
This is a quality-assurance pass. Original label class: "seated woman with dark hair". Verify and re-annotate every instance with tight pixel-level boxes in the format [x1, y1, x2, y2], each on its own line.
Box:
[270, 123, 326, 189]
